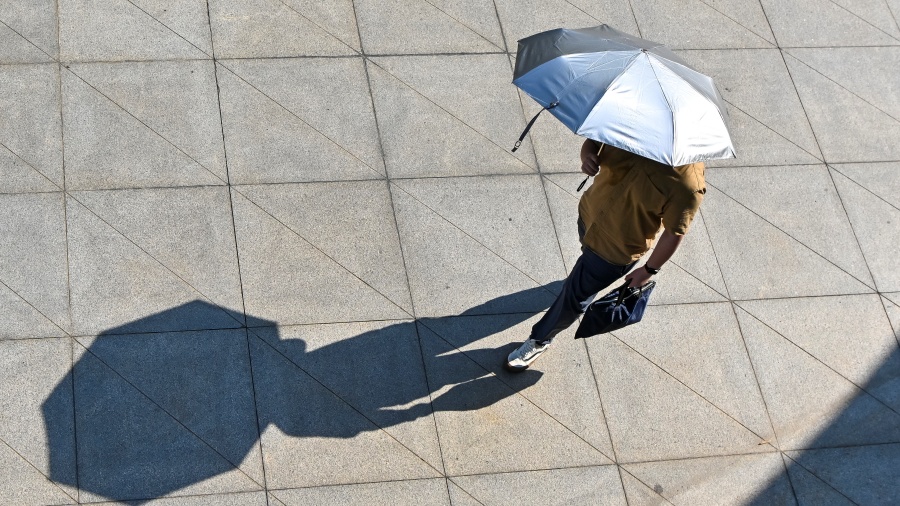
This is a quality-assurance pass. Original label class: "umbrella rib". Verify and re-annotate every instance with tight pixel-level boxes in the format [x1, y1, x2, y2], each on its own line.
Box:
[569, 52, 645, 134]
[646, 55, 677, 165]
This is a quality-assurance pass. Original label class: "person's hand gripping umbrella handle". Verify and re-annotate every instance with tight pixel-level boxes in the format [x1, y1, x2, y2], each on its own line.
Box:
[577, 142, 604, 192]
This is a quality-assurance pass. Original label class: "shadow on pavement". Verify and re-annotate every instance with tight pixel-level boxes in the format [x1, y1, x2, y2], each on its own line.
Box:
[42, 283, 560, 503]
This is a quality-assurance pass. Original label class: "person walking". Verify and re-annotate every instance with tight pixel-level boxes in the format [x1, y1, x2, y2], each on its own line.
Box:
[506, 139, 706, 371]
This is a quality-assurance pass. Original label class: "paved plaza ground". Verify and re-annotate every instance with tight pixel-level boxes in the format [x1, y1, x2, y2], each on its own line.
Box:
[2, 0, 900, 504]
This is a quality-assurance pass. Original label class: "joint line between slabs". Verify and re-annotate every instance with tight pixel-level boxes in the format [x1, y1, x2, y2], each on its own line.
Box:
[247, 330, 445, 477]
[64, 195, 246, 329]
[214, 60, 386, 181]
[705, 181, 877, 292]
[123, 0, 213, 58]
[780, 452, 861, 506]
[418, 0, 504, 52]
[351, 0, 448, 479]
[274, 0, 361, 56]
[447, 477, 487, 506]
[823, 168, 882, 294]
[619, 467, 676, 505]
[0, 16, 55, 62]
[0, 277, 70, 337]
[0, 430, 76, 502]
[0, 141, 62, 191]
[695, 0, 777, 47]
[72, 339, 266, 489]
[828, 164, 900, 214]
[823, 0, 900, 44]
[626, 0, 644, 38]
[733, 303, 900, 419]
[720, 96, 823, 163]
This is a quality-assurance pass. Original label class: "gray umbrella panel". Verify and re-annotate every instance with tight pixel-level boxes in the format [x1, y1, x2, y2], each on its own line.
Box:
[513, 25, 735, 166]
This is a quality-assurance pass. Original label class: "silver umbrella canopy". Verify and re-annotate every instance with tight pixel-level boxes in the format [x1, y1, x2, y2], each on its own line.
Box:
[512, 25, 735, 166]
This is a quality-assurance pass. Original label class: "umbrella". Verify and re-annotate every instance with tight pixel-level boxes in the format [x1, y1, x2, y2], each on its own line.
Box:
[511, 25, 735, 168]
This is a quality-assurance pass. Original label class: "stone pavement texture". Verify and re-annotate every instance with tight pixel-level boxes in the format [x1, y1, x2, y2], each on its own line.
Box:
[1, 1, 899, 505]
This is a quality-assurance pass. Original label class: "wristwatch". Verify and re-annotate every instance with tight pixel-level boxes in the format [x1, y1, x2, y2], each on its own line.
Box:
[644, 264, 660, 275]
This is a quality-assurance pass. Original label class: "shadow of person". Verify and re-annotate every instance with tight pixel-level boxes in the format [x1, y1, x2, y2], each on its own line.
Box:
[42, 282, 561, 503]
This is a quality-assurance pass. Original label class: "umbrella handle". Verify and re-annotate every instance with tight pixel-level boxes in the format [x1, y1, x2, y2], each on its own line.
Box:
[576, 176, 589, 192]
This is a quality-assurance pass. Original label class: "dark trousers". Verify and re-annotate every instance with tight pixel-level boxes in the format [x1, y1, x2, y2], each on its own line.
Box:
[529, 220, 636, 344]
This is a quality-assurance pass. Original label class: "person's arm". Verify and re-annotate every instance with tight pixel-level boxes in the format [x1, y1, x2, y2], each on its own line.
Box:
[580, 139, 603, 176]
[624, 229, 684, 287]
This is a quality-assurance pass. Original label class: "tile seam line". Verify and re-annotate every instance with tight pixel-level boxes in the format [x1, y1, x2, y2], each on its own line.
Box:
[418, 0, 505, 52]
[71, 338, 266, 489]
[205, 1, 269, 501]
[783, 50, 900, 126]
[823, 0, 900, 44]
[780, 440, 900, 452]
[0, 277, 70, 337]
[544, 176, 731, 301]
[823, 168, 882, 294]
[0, 141, 62, 191]
[447, 477, 488, 506]
[214, 60, 385, 180]
[619, 466, 676, 505]
[733, 303, 900, 418]
[705, 180, 876, 291]
[262, 475, 469, 492]
[365, 58, 536, 172]
[626, 0, 643, 38]
[389, 181, 557, 298]
[230, 186, 413, 318]
[829, 164, 900, 214]
[691, 0, 778, 47]
[74, 488, 268, 505]
[888, 0, 900, 31]
[880, 296, 900, 349]
[274, 0, 362, 55]
[779, 451, 862, 506]
[0, 16, 56, 62]
[719, 96, 823, 163]
[62, 65, 230, 186]
[0, 433, 77, 502]
[415, 316, 618, 464]
[247, 330, 445, 477]
[608, 332, 776, 443]
[122, 0, 213, 58]
[351, 0, 448, 479]
[64, 194, 246, 329]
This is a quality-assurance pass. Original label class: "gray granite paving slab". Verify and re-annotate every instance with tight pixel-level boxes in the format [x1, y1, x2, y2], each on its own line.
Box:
[786, 445, 900, 506]
[831, 169, 900, 292]
[390, 180, 558, 317]
[355, 0, 502, 54]
[217, 61, 384, 184]
[75, 328, 264, 487]
[0, 193, 71, 335]
[394, 175, 565, 286]
[66, 60, 226, 185]
[418, 326, 610, 475]
[231, 187, 410, 325]
[787, 47, 900, 121]
[784, 454, 856, 506]
[247, 335, 442, 489]
[610, 302, 773, 439]
[272, 478, 450, 506]
[631, 0, 775, 49]
[738, 295, 900, 411]
[0, 282, 66, 339]
[0, 22, 55, 64]
[69, 341, 261, 503]
[680, 49, 821, 167]
[706, 165, 873, 286]
[0, 63, 63, 189]
[623, 453, 793, 506]
[447, 481, 480, 506]
[236, 181, 411, 312]
[700, 185, 873, 299]
[250, 320, 442, 471]
[0, 145, 60, 194]
[219, 57, 384, 183]
[785, 53, 900, 163]
[587, 334, 771, 463]
[0, 338, 76, 504]
[207, 0, 359, 58]
[92, 491, 268, 505]
[0, 0, 59, 61]
[760, 0, 900, 47]
[832, 162, 900, 209]
[368, 55, 536, 178]
[734, 306, 900, 450]
[61, 68, 224, 190]
[130, 0, 213, 56]
[419, 313, 615, 457]
[69, 186, 243, 319]
[66, 194, 244, 335]
[58, 0, 210, 61]
[493, 0, 639, 52]
[450, 466, 627, 506]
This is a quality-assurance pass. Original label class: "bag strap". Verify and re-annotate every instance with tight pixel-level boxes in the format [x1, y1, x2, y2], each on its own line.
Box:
[512, 101, 558, 152]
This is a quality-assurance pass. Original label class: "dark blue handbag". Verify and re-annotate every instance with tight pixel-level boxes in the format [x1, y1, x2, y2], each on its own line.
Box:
[574, 280, 656, 338]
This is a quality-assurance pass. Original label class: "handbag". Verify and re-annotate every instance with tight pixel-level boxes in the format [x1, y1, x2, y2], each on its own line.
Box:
[574, 280, 656, 338]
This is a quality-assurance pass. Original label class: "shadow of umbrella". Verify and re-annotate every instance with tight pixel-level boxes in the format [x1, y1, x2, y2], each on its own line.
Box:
[42, 283, 560, 502]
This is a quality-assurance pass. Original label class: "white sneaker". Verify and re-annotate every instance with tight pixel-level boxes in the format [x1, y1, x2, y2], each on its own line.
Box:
[506, 339, 550, 372]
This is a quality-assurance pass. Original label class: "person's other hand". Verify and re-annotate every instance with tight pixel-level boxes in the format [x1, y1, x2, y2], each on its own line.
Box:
[580, 139, 601, 176]
[625, 266, 653, 287]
